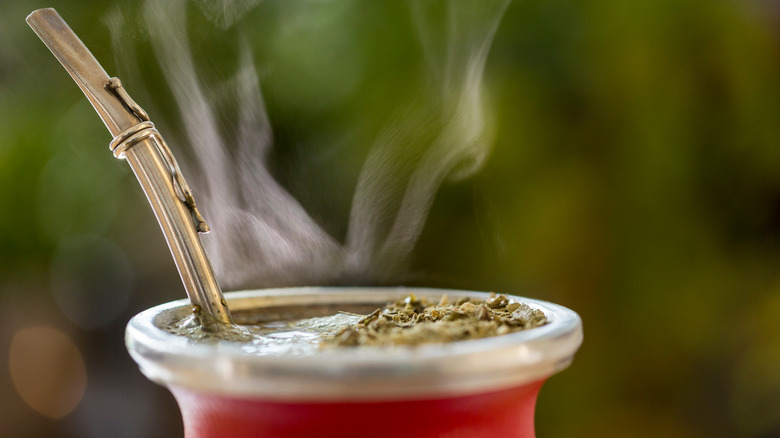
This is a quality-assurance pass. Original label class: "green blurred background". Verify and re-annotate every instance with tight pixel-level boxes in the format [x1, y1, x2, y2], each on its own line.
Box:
[2, 0, 780, 437]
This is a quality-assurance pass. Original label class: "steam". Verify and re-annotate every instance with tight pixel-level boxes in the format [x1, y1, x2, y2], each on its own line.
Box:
[191, 0, 263, 29]
[118, 0, 509, 288]
[346, 0, 510, 281]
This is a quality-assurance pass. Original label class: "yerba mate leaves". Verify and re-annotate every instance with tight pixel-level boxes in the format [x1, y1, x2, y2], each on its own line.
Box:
[325, 294, 547, 347]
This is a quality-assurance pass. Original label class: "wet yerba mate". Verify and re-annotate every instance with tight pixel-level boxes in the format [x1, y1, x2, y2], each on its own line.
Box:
[162, 293, 548, 349]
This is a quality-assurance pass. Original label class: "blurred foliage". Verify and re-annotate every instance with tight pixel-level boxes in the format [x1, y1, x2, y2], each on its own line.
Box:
[2, 0, 780, 437]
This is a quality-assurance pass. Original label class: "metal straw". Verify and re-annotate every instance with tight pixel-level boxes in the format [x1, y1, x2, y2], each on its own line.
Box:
[27, 8, 233, 324]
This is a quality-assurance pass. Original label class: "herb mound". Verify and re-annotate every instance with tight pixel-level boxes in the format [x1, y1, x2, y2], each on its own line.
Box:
[325, 293, 548, 347]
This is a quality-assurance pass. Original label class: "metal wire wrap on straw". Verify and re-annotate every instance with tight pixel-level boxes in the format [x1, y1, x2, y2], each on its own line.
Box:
[110, 121, 158, 158]
[107, 115, 210, 234]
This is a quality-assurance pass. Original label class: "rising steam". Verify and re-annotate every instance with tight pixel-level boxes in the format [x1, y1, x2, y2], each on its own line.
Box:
[113, 0, 509, 288]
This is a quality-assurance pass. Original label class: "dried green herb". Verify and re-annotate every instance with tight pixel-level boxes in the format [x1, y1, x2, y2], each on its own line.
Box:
[324, 293, 548, 347]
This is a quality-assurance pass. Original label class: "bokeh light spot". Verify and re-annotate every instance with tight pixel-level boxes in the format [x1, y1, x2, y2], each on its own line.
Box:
[9, 326, 87, 419]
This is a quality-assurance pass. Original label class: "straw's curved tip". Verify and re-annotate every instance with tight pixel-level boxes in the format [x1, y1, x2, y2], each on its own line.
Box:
[26, 8, 57, 24]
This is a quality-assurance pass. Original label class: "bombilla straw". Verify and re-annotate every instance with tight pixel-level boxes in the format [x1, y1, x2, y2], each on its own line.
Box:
[27, 8, 233, 324]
